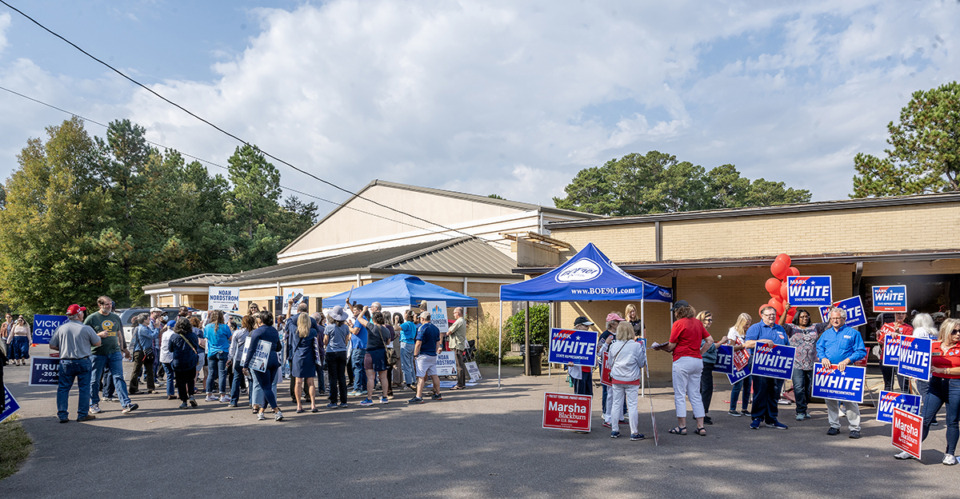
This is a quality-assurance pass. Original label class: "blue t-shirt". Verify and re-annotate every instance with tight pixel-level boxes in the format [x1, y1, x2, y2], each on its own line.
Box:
[324, 323, 349, 353]
[203, 323, 232, 356]
[400, 321, 417, 344]
[744, 322, 789, 352]
[415, 323, 440, 356]
[351, 319, 368, 349]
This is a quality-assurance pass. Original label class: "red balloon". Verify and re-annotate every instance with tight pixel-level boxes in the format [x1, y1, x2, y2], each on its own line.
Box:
[775, 253, 792, 267]
[767, 297, 785, 317]
[770, 260, 789, 280]
[786, 307, 797, 324]
[779, 281, 789, 301]
[765, 278, 781, 296]
[787, 266, 800, 277]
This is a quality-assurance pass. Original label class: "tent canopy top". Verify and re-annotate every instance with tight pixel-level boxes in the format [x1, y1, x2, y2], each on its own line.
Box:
[324, 273, 479, 308]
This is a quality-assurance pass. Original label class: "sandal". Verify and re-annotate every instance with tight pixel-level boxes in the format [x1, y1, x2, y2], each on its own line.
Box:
[668, 426, 687, 435]
[695, 427, 707, 436]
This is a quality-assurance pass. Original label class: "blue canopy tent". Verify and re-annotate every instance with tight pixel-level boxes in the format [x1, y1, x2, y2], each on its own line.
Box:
[497, 243, 673, 386]
[325, 273, 479, 308]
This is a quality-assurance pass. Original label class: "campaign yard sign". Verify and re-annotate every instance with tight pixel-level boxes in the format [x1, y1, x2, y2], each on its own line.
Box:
[1, 386, 20, 424]
[436, 351, 457, 376]
[898, 336, 932, 382]
[751, 344, 796, 380]
[812, 363, 865, 403]
[877, 391, 921, 424]
[32, 314, 68, 345]
[548, 328, 598, 367]
[29, 356, 60, 385]
[882, 334, 901, 367]
[727, 362, 751, 385]
[715, 345, 734, 375]
[787, 275, 832, 307]
[600, 351, 611, 386]
[208, 286, 241, 312]
[426, 301, 449, 333]
[542, 392, 592, 432]
[818, 296, 867, 328]
[872, 285, 907, 313]
[892, 408, 923, 459]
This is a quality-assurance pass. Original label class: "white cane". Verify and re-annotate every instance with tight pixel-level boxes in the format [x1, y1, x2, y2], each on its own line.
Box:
[644, 362, 659, 446]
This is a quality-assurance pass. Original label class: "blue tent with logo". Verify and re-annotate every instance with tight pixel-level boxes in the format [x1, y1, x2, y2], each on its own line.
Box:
[324, 273, 478, 308]
[496, 243, 673, 385]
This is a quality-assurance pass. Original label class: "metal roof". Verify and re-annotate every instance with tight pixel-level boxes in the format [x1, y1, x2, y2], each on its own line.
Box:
[142, 273, 235, 290]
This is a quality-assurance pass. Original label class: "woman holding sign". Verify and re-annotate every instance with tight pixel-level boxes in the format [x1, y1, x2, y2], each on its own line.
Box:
[897, 318, 960, 464]
[720, 313, 753, 417]
[243, 311, 284, 421]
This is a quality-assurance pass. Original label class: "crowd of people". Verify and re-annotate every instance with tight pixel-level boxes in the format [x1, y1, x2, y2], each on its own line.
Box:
[568, 301, 959, 466]
[47, 296, 471, 424]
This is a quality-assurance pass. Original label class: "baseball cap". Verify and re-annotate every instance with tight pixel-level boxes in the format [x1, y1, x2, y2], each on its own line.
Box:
[606, 312, 625, 323]
[167, 320, 177, 328]
[573, 316, 594, 326]
[66, 304, 87, 315]
[150, 307, 162, 313]
[671, 300, 690, 311]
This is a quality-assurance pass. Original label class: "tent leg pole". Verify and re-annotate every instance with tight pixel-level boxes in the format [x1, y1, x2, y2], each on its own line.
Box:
[524, 301, 530, 376]
[641, 297, 645, 398]
[548, 303, 553, 377]
[498, 300, 503, 389]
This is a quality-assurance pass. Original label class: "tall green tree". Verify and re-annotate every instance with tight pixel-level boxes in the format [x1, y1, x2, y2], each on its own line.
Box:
[852, 81, 960, 197]
[553, 151, 810, 215]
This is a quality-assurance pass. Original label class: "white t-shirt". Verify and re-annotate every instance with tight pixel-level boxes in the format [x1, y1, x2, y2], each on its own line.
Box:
[727, 327, 743, 343]
[159, 330, 176, 363]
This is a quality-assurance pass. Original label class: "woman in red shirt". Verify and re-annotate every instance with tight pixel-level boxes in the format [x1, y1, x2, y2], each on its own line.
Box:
[652, 300, 713, 436]
[896, 318, 960, 465]
[878, 312, 913, 392]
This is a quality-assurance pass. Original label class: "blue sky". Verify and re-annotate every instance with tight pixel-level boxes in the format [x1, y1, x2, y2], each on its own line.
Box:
[1, 0, 958, 212]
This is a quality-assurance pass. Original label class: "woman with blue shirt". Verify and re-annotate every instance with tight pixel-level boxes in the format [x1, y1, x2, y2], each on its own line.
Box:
[324, 305, 351, 409]
[242, 311, 284, 421]
[400, 310, 418, 389]
[203, 310, 233, 403]
[291, 313, 321, 413]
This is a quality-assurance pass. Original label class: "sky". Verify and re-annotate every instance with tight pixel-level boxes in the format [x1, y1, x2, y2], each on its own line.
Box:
[1, 0, 958, 215]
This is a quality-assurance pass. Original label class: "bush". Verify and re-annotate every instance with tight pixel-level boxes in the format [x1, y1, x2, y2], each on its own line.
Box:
[505, 304, 550, 345]
[476, 314, 510, 364]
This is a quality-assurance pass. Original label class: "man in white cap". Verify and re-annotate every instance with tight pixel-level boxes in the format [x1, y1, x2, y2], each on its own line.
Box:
[49, 304, 100, 422]
[568, 316, 595, 396]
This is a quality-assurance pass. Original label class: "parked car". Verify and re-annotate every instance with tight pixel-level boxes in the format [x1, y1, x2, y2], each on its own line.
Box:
[117, 307, 182, 343]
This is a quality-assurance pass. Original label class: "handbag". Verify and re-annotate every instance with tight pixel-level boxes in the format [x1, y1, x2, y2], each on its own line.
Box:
[376, 326, 395, 367]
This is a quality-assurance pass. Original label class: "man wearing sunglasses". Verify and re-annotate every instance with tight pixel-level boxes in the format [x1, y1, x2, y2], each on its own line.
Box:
[816, 307, 866, 439]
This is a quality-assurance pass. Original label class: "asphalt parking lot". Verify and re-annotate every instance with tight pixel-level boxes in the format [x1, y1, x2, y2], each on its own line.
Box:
[2, 362, 957, 498]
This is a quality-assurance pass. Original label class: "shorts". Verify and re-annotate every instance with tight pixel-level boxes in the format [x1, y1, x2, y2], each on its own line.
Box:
[415, 355, 437, 378]
[367, 348, 388, 372]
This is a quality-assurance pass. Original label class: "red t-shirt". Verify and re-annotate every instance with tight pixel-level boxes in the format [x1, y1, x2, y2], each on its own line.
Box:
[931, 341, 960, 379]
[669, 317, 710, 362]
[877, 322, 913, 349]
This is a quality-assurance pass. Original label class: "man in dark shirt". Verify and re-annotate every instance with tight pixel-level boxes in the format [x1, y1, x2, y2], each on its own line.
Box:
[408, 311, 442, 404]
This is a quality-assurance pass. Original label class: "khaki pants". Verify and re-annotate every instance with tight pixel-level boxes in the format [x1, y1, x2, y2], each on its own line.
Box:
[826, 399, 861, 431]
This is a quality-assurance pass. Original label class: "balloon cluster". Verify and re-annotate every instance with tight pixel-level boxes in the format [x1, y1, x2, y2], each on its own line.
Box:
[763, 253, 799, 323]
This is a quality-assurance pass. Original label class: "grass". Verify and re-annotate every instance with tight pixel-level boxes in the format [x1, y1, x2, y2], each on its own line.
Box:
[0, 415, 33, 480]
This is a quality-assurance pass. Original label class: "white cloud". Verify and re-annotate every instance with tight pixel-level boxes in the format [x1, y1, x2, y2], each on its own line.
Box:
[0, 12, 9, 54]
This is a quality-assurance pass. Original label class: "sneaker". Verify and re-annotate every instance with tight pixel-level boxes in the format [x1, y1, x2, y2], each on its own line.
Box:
[749, 418, 761, 430]
[741, 410, 750, 416]
[90, 404, 102, 414]
[778, 398, 792, 405]
[205, 395, 219, 402]
[228, 402, 238, 408]
[894, 450, 915, 460]
[602, 422, 612, 428]
[849, 430, 861, 439]
[360, 398, 373, 406]
[803, 413, 812, 420]
[359, 390, 368, 396]
[275, 411, 284, 422]
[179, 402, 188, 409]
[219, 395, 229, 403]
[407, 397, 424, 404]
[942, 454, 958, 465]
[728, 410, 742, 417]
[167, 395, 178, 400]
[630, 433, 645, 441]
[76, 415, 96, 422]
[189, 397, 198, 408]
[610, 431, 621, 438]
[105, 397, 119, 403]
[338, 402, 349, 408]
[380, 397, 389, 404]
[827, 427, 840, 436]
[766, 420, 788, 430]
[257, 412, 265, 421]
[59, 418, 69, 424]
[931, 420, 940, 427]
[795, 413, 806, 421]
[703, 416, 713, 425]
[326, 403, 338, 409]
[431, 393, 442, 401]
[122, 403, 139, 414]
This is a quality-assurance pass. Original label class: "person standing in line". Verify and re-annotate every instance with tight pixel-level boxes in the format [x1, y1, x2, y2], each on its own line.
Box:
[228, 315, 254, 408]
[782, 308, 824, 421]
[355, 310, 392, 405]
[159, 320, 178, 400]
[87, 296, 137, 415]
[408, 311, 442, 404]
[203, 310, 232, 403]
[243, 311, 284, 421]
[568, 317, 595, 397]
[743, 305, 790, 431]
[399, 310, 418, 390]
[291, 312, 320, 413]
[816, 307, 866, 439]
[448, 307, 468, 390]
[600, 312, 627, 426]
[652, 300, 712, 436]
[48, 305, 100, 422]
[911, 313, 940, 426]
[7, 316, 32, 366]
[607, 321, 647, 440]
[719, 313, 753, 416]
[878, 312, 914, 393]
[284, 301, 319, 404]
[0, 313, 12, 365]
[324, 306, 351, 409]
[169, 319, 200, 409]
[312, 312, 327, 395]
[129, 314, 158, 395]
[347, 301, 369, 397]
[696, 310, 717, 425]
[896, 318, 960, 464]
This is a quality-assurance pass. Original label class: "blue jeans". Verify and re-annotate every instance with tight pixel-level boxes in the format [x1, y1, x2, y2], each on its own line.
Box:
[57, 358, 92, 420]
[401, 343, 416, 385]
[206, 351, 228, 394]
[792, 368, 813, 415]
[352, 348, 367, 392]
[90, 352, 131, 407]
[230, 359, 248, 405]
[254, 368, 279, 409]
[163, 362, 175, 396]
[730, 374, 752, 411]
[922, 377, 960, 455]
